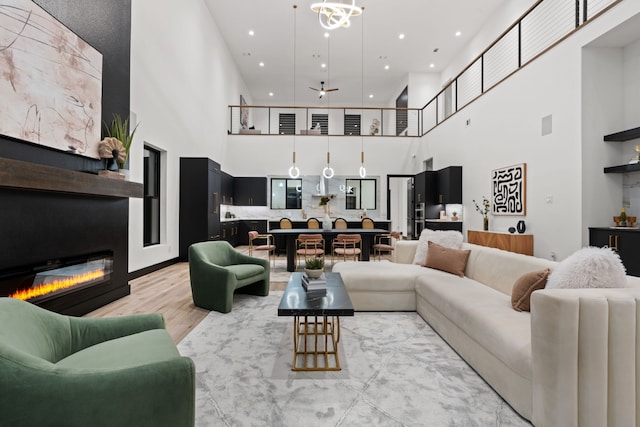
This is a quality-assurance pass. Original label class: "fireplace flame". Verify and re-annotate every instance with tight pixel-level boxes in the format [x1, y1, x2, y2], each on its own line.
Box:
[8, 269, 106, 301]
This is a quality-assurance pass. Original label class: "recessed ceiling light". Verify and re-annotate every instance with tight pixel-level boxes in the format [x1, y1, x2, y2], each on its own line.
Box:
[398, 33, 405, 40]
[384, 65, 390, 70]
[369, 94, 374, 98]
[455, 31, 461, 37]
[321, 63, 326, 68]
[430, 63, 435, 68]
[259, 62, 264, 67]
[324, 32, 330, 38]
[269, 92, 274, 97]
[248, 30, 254, 36]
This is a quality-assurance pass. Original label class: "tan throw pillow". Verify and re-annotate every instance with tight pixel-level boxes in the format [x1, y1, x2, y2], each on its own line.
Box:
[424, 241, 471, 277]
[511, 268, 550, 312]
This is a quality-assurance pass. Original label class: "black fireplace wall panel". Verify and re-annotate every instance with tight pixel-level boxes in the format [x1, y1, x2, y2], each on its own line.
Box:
[0, 0, 132, 315]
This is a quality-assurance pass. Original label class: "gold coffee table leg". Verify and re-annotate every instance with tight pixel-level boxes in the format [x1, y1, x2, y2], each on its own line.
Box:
[291, 315, 342, 371]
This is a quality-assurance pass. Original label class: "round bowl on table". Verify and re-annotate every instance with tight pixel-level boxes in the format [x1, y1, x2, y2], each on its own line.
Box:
[304, 268, 323, 279]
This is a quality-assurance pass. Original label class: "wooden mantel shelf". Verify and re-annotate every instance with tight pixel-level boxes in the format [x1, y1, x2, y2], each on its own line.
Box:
[0, 157, 143, 198]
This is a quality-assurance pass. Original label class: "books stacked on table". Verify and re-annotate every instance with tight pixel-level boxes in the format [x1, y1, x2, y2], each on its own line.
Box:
[302, 273, 327, 293]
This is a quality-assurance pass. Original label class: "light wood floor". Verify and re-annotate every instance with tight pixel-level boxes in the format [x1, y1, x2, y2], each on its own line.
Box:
[85, 246, 290, 343]
[85, 245, 391, 343]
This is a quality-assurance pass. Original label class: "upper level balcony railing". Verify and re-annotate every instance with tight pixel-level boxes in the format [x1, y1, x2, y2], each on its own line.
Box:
[229, 0, 620, 138]
[228, 105, 423, 137]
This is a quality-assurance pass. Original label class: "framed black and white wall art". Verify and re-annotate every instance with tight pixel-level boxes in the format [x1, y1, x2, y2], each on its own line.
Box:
[491, 163, 526, 215]
[0, 0, 103, 158]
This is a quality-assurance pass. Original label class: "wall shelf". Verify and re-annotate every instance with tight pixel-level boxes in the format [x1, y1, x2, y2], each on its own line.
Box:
[604, 163, 640, 174]
[0, 157, 143, 198]
[603, 126, 640, 142]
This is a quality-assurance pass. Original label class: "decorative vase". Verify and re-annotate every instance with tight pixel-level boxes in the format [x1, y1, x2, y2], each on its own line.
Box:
[118, 168, 130, 181]
[517, 220, 526, 234]
[305, 268, 323, 279]
[508, 227, 516, 234]
[483, 217, 489, 231]
[322, 214, 332, 230]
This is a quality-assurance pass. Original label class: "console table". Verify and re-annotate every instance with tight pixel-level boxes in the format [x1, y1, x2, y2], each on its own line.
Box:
[467, 230, 533, 256]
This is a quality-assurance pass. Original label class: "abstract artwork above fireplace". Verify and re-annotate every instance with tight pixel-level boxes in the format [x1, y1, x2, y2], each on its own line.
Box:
[0, 0, 103, 158]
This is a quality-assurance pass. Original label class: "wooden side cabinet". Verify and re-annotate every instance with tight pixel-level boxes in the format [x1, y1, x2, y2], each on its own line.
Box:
[589, 227, 640, 277]
[468, 230, 533, 256]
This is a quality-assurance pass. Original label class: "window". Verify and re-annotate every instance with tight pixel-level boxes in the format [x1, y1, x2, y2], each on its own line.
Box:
[344, 114, 361, 135]
[311, 114, 328, 134]
[396, 86, 408, 136]
[143, 146, 161, 246]
[345, 178, 376, 210]
[279, 113, 295, 135]
[271, 178, 302, 209]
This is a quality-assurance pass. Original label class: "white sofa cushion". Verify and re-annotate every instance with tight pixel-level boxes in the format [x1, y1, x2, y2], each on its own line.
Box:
[412, 229, 463, 266]
[415, 272, 532, 381]
[463, 243, 557, 296]
[546, 246, 626, 289]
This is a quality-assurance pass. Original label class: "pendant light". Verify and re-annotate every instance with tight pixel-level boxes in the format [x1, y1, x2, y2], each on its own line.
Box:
[288, 4, 300, 179]
[322, 32, 335, 180]
[358, 7, 366, 178]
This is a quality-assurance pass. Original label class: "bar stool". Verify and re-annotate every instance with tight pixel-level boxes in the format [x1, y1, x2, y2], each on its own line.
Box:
[248, 231, 276, 266]
[373, 231, 402, 261]
[307, 218, 320, 229]
[295, 234, 325, 270]
[332, 233, 361, 265]
[334, 218, 348, 229]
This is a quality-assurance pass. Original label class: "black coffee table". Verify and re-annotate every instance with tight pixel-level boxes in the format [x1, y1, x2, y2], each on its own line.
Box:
[278, 272, 354, 371]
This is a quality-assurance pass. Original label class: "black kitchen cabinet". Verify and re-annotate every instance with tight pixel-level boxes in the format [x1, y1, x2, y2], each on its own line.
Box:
[436, 166, 462, 204]
[179, 158, 221, 260]
[221, 172, 234, 205]
[426, 220, 463, 232]
[221, 220, 240, 247]
[238, 220, 268, 246]
[414, 171, 427, 205]
[234, 177, 267, 206]
[589, 227, 640, 277]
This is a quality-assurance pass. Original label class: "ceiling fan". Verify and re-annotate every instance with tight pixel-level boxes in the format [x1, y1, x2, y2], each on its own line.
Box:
[309, 81, 338, 99]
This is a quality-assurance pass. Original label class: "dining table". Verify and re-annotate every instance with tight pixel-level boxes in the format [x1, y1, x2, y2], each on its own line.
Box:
[268, 228, 388, 272]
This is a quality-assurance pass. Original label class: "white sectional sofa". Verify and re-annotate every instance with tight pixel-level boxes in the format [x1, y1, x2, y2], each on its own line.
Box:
[332, 240, 640, 426]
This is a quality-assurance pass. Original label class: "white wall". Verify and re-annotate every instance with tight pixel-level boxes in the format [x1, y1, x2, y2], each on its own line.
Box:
[581, 47, 624, 246]
[420, 1, 640, 261]
[622, 38, 640, 218]
[128, 0, 249, 272]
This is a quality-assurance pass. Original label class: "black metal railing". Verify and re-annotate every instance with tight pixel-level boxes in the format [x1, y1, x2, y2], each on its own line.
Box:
[228, 0, 620, 137]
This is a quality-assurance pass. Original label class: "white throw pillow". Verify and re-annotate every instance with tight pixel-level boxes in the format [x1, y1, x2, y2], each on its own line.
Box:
[412, 229, 464, 266]
[546, 246, 626, 289]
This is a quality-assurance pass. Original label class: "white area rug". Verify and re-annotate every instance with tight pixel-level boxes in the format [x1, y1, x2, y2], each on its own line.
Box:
[178, 292, 531, 426]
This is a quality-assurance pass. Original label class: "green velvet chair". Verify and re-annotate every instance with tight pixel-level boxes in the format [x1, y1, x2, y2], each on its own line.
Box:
[188, 240, 270, 313]
[0, 297, 195, 427]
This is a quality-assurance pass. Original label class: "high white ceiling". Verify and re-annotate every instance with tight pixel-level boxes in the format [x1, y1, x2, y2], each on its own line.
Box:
[204, 0, 507, 107]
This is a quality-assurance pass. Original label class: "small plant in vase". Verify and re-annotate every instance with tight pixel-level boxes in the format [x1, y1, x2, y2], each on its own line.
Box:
[304, 257, 324, 279]
[473, 197, 491, 230]
[103, 113, 139, 171]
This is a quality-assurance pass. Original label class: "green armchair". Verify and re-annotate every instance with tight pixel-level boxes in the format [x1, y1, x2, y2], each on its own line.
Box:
[189, 241, 270, 313]
[0, 297, 195, 427]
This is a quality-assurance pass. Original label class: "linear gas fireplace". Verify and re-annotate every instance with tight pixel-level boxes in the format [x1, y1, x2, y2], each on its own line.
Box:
[0, 252, 113, 307]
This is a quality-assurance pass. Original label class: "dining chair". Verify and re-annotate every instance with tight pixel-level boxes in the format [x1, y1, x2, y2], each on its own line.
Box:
[307, 218, 320, 229]
[295, 234, 325, 270]
[334, 218, 348, 229]
[373, 230, 402, 261]
[248, 231, 276, 266]
[332, 233, 361, 265]
[361, 217, 375, 229]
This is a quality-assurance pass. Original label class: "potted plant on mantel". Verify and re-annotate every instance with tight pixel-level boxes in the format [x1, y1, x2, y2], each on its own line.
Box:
[103, 113, 139, 179]
[304, 257, 324, 279]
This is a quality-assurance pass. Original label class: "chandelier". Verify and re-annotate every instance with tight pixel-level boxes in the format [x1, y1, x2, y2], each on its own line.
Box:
[310, 0, 362, 30]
